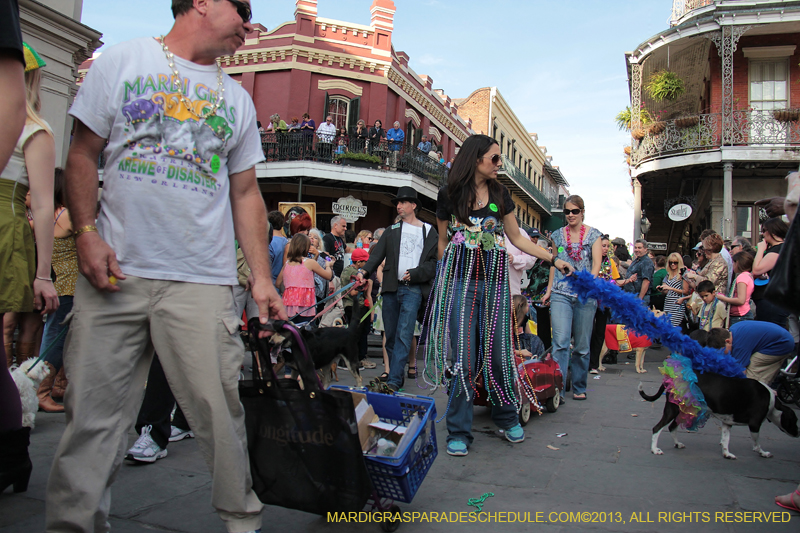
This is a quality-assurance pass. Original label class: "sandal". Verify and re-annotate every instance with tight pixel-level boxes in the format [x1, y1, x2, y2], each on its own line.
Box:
[377, 372, 389, 382]
[775, 489, 800, 513]
[407, 368, 417, 379]
[360, 360, 377, 369]
[573, 393, 587, 401]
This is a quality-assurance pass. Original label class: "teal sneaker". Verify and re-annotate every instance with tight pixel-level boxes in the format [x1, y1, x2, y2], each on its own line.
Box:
[446, 440, 468, 456]
[505, 424, 525, 443]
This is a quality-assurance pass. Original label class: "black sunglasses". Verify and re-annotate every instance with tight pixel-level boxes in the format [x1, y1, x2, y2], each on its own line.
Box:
[668, 261, 679, 265]
[226, 0, 252, 22]
[563, 208, 582, 215]
[482, 154, 502, 166]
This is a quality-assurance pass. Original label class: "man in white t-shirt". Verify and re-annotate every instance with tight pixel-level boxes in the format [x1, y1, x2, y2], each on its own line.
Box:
[357, 186, 438, 391]
[316, 115, 336, 160]
[45, 3, 285, 533]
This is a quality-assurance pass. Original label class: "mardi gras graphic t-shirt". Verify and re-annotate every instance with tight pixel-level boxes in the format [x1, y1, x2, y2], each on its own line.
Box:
[70, 37, 264, 285]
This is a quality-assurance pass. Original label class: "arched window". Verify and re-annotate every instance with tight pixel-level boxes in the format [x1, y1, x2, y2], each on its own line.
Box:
[327, 96, 350, 130]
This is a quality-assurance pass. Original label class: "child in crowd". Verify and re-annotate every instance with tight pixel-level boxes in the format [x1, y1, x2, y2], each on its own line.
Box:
[335, 138, 348, 156]
[279, 234, 333, 324]
[341, 248, 375, 369]
[680, 280, 727, 331]
[512, 295, 545, 361]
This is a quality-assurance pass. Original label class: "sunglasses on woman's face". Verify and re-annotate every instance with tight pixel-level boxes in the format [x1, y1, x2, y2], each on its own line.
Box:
[668, 261, 678, 265]
[563, 208, 582, 215]
[482, 154, 502, 166]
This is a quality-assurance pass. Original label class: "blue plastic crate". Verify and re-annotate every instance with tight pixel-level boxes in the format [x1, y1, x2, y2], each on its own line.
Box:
[331, 386, 437, 503]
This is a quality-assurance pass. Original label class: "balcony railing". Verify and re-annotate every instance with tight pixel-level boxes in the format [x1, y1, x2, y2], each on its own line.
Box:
[631, 110, 800, 165]
[669, 0, 714, 25]
[260, 131, 449, 185]
[499, 155, 559, 210]
[98, 131, 450, 185]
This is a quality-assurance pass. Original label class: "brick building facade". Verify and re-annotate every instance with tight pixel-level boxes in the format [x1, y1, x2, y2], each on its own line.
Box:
[625, 0, 800, 251]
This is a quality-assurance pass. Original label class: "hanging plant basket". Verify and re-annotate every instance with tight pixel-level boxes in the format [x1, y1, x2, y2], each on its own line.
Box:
[631, 128, 646, 141]
[645, 70, 686, 102]
[623, 146, 632, 155]
[772, 109, 800, 122]
[674, 115, 700, 129]
[646, 121, 666, 135]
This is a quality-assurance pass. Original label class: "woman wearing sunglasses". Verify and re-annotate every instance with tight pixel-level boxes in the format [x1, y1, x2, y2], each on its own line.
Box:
[547, 196, 603, 401]
[656, 253, 690, 328]
[422, 134, 573, 457]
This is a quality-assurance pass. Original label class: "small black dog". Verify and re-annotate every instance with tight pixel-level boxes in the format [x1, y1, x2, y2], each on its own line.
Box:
[639, 373, 799, 459]
[255, 300, 371, 388]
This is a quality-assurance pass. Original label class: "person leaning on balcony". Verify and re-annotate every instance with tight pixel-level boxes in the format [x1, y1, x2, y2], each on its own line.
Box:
[269, 113, 287, 132]
[351, 119, 368, 152]
[387, 121, 404, 151]
[417, 135, 431, 154]
[368, 119, 385, 154]
[316, 115, 336, 161]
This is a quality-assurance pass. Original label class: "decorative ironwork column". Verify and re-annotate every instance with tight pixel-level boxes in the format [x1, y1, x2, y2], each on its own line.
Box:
[631, 62, 642, 132]
[709, 25, 751, 145]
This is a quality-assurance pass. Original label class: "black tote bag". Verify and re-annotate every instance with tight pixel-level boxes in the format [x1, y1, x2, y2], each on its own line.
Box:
[764, 214, 800, 316]
[239, 320, 372, 515]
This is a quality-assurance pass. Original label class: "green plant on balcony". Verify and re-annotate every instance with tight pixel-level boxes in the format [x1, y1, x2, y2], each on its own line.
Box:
[674, 115, 700, 129]
[615, 106, 652, 131]
[334, 151, 382, 165]
[679, 123, 714, 151]
[645, 70, 685, 102]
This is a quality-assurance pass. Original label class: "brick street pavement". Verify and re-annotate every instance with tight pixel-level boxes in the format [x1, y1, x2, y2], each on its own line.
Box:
[1, 345, 799, 532]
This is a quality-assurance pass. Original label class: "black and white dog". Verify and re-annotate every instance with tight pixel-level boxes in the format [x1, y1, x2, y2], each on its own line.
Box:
[639, 372, 799, 459]
[253, 300, 370, 389]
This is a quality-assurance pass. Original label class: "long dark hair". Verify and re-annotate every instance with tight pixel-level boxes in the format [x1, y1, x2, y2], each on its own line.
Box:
[446, 134, 501, 225]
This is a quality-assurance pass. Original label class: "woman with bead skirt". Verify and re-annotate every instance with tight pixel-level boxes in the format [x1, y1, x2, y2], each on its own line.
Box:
[547, 195, 602, 401]
[421, 134, 572, 457]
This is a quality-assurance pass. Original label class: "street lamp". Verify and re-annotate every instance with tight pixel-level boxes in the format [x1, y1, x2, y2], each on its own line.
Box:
[640, 212, 651, 235]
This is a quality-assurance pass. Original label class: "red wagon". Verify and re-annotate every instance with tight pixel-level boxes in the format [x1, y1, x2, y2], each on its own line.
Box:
[473, 350, 563, 425]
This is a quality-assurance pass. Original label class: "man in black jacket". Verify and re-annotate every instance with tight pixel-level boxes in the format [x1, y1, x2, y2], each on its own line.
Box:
[357, 187, 438, 390]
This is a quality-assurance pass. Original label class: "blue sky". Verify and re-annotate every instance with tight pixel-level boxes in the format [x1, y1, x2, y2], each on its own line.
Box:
[80, 0, 671, 242]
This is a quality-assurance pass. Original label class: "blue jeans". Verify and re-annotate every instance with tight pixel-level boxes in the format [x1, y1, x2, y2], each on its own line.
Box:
[728, 309, 754, 326]
[550, 292, 597, 397]
[446, 280, 517, 445]
[382, 284, 423, 388]
[41, 295, 74, 372]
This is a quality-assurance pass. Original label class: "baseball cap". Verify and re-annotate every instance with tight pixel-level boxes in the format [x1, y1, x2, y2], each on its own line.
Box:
[527, 228, 541, 238]
[351, 248, 369, 262]
[692, 242, 703, 251]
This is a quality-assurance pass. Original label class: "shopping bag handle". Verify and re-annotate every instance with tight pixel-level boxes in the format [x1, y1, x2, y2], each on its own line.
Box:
[247, 319, 323, 391]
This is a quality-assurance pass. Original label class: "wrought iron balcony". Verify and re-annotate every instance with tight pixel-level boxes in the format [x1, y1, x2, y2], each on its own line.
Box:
[259, 131, 449, 185]
[631, 110, 800, 166]
[669, 0, 715, 26]
[98, 132, 450, 185]
[498, 155, 558, 211]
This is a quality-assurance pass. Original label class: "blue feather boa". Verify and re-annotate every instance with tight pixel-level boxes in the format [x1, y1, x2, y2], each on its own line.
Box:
[567, 271, 745, 378]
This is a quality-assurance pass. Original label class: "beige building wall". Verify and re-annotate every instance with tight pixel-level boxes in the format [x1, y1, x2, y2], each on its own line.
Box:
[19, 0, 101, 166]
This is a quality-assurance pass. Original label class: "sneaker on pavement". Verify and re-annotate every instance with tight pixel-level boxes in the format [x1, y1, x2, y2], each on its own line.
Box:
[126, 425, 168, 463]
[505, 424, 525, 443]
[446, 440, 468, 456]
[168, 425, 194, 442]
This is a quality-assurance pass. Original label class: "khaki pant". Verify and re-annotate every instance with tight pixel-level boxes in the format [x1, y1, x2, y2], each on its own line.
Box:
[746, 350, 791, 384]
[46, 275, 262, 533]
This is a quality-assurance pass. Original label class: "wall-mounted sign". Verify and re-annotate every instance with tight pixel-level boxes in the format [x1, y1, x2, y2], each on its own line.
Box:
[648, 242, 668, 251]
[332, 195, 367, 222]
[668, 203, 693, 222]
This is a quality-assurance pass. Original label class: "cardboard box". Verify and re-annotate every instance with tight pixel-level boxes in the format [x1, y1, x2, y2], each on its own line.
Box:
[343, 390, 379, 451]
